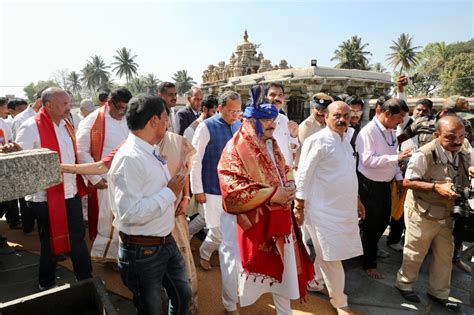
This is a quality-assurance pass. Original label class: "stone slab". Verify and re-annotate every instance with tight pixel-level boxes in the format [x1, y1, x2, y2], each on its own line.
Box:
[0, 149, 62, 202]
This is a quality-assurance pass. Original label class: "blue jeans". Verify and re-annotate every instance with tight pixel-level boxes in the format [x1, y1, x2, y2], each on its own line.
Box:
[118, 236, 191, 315]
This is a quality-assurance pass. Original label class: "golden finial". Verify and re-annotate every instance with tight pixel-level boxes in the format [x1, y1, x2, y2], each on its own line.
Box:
[243, 29, 249, 42]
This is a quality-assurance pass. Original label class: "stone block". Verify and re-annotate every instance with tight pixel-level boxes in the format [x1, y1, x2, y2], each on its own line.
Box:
[0, 149, 62, 202]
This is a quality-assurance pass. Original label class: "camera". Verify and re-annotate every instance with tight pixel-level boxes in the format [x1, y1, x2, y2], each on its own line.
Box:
[451, 184, 474, 218]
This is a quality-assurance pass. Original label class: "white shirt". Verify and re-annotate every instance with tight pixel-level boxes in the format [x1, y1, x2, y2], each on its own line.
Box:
[356, 117, 402, 182]
[12, 106, 35, 140]
[273, 113, 299, 167]
[0, 118, 12, 144]
[296, 127, 362, 261]
[16, 116, 78, 202]
[76, 107, 129, 185]
[190, 122, 210, 195]
[108, 133, 176, 236]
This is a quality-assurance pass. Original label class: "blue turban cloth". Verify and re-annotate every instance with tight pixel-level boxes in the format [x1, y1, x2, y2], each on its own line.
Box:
[243, 85, 279, 137]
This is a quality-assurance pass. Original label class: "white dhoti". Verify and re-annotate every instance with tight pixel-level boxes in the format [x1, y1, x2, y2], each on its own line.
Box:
[90, 189, 118, 261]
[239, 231, 300, 314]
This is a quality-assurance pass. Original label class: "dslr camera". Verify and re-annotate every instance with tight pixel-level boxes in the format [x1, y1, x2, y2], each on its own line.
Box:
[451, 183, 474, 218]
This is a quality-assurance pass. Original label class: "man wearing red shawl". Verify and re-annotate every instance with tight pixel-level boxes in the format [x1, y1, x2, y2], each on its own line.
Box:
[218, 86, 314, 314]
[16, 87, 92, 290]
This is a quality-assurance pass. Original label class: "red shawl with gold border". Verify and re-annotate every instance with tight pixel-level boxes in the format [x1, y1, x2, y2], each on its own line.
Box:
[218, 120, 314, 298]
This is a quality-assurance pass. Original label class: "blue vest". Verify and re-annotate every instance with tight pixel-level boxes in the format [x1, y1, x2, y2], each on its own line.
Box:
[202, 114, 241, 195]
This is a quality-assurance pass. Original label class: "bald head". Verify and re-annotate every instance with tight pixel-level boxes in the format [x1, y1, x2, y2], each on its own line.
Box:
[327, 101, 350, 114]
[436, 114, 464, 133]
[41, 87, 71, 125]
[326, 101, 351, 137]
[435, 114, 466, 153]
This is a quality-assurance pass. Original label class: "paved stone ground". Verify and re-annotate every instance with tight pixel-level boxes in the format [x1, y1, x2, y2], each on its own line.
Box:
[0, 233, 473, 314]
[0, 250, 135, 314]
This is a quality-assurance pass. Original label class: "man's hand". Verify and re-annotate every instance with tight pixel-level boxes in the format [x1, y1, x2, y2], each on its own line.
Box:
[434, 182, 460, 200]
[357, 198, 366, 220]
[175, 197, 189, 217]
[167, 174, 186, 198]
[94, 179, 108, 190]
[194, 193, 206, 204]
[469, 166, 474, 177]
[288, 120, 299, 138]
[294, 199, 305, 226]
[0, 142, 22, 153]
[271, 186, 295, 205]
[396, 75, 408, 93]
[398, 148, 412, 162]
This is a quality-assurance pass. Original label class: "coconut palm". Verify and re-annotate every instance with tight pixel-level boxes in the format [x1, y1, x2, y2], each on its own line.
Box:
[112, 47, 139, 84]
[145, 73, 161, 95]
[129, 76, 147, 95]
[81, 63, 96, 93]
[80, 56, 110, 93]
[331, 36, 372, 70]
[172, 70, 196, 95]
[386, 33, 421, 75]
[67, 71, 82, 96]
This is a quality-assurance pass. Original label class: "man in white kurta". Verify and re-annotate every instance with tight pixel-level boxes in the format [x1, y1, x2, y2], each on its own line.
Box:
[296, 101, 364, 314]
[190, 91, 242, 314]
[76, 88, 131, 261]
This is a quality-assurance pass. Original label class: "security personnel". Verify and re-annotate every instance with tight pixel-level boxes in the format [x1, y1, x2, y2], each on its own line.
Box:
[395, 115, 471, 311]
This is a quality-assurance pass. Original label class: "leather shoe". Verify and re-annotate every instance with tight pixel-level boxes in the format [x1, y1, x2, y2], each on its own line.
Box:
[427, 293, 459, 311]
[395, 287, 420, 303]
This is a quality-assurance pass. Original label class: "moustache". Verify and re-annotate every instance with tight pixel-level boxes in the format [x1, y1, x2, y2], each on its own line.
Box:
[265, 128, 275, 132]
[336, 122, 347, 127]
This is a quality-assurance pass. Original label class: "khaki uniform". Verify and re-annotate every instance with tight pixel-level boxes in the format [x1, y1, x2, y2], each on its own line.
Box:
[295, 115, 325, 166]
[395, 140, 470, 298]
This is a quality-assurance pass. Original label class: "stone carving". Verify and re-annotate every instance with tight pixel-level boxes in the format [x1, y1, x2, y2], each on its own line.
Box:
[0, 149, 62, 202]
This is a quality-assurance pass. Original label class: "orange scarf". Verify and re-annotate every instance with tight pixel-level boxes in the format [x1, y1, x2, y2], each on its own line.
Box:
[35, 107, 86, 255]
[87, 105, 107, 241]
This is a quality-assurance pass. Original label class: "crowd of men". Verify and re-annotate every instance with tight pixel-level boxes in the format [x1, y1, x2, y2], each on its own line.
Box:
[0, 76, 473, 314]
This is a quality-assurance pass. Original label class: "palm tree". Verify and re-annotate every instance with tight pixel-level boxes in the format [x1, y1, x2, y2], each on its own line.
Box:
[81, 63, 96, 94]
[112, 47, 139, 84]
[386, 33, 421, 75]
[84, 55, 110, 92]
[331, 36, 372, 70]
[127, 76, 147, 95]
[67, 71, 82, 96]
[172, 70, 196, 95]
[370, 62, 387, 73]
[145, 73, 161, 95]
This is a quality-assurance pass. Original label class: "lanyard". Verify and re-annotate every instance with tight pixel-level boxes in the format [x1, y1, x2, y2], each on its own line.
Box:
[152, 150, 167, 165]
[374, 119, 396, 147]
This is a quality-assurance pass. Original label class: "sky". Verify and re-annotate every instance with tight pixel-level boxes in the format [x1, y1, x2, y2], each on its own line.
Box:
[1, 0, 473, 98]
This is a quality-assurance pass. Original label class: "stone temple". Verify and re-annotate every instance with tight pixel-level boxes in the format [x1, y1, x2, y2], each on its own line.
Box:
[201, 30, 393, 123]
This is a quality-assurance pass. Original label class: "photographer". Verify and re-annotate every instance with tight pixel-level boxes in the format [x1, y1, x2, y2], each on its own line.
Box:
[395, 115, 473, 311]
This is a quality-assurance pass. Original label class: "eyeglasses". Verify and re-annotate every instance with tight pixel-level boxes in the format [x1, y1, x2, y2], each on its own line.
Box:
[228, 109, 243, 115]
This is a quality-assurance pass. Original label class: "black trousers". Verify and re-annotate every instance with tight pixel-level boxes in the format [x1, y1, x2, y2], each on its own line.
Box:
[29, 195, 92, 287]
[358, 172, 392, 270]
[20, 198, 35, 233]
[387, 214, 405, 245]
[0, 200, 20, 226]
